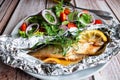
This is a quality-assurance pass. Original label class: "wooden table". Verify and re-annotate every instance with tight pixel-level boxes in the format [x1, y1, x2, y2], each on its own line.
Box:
[0, 0, 120, 80]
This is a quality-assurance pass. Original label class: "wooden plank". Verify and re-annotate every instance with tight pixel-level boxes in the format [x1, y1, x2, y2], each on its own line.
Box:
[75, 0, 120, 80]
[0, 0, 4, 7]
[106, 0, 120, 21]
[94, 53, 120, 80]
[0, 61, 16, 80]
[15, 69, 37, 80]
[0, 0, 12, 21]
[3, 0, 46, 34]
[0, 61, 37, 80]
[0, 0, 19, 34]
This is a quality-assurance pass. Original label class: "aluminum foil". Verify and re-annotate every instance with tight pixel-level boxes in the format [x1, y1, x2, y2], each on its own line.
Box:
[0, 21, 120, 76]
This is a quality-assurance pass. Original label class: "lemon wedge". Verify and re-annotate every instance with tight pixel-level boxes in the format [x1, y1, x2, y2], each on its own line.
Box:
[43, 58, 78, 66]
[79, 30, 107, 42]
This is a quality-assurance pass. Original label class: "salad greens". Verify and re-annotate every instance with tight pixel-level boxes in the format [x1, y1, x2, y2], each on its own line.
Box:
[41, 22, 60, 36]
[28, 15, 43, 24]
[78, 13, 92, 25]
[68, 11, 78, 21]
[52, 1, 63, 17]
[45, 12, 55, 23]
[18, 30, 27, 38]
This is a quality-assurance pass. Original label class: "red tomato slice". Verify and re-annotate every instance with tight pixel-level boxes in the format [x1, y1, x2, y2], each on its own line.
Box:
[60, 12, 67, 22]
[95, 19, 102, 24]
[67, 22, 77, 29]
[20, 23, 27, 31]
[64, 8, 70, 15]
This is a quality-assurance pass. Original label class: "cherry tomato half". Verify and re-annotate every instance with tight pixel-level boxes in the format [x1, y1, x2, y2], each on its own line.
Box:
[64, 8, 70, 15]
[20, 23, 27, 31]
[67, 22, 77, 29]
[94, 19, 102, 24]
[60, 12, 67, 22]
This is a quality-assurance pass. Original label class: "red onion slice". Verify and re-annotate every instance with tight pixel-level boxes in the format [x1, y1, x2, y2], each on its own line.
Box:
[59, 25, 68, 31]
[26, 23, 39, 36]
[41, 9, 57, 25]
[77, 12, 95, 26]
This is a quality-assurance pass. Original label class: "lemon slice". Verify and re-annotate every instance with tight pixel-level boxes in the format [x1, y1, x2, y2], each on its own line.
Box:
[43, 58, 78, 66]
[79, 30, 107, 42]
[43, 58, 61, 64]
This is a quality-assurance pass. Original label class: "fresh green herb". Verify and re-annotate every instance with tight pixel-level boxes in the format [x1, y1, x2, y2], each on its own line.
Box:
[62, 21, 69, 25]
[74, 21, 85, 28]
[78, 13, 92, 25]
[45, 12, 55, 23]
[28, 15, 43, 24]
[68, 11, 78, 21]
[18, 30, 27, 38]
[27, 27, 37, 36]
[41, 22, 59, 36]
[52, 1, 64, 17]
[33, 31, 44, 36]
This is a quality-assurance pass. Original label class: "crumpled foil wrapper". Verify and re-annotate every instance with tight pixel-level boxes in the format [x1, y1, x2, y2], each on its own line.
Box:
[0, 21, 120, 76]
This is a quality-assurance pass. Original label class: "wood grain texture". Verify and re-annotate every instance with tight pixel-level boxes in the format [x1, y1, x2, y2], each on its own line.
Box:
[0, 61, 37, 80]
[106, 0, 120, 21]
[0, 0, 12, 21]
[3, 0, 46, 34]
[94, 53, 120, 80]
[0, 61, 16, 80]
[0, 0, 4, 7]
[0, 0, 18, 34]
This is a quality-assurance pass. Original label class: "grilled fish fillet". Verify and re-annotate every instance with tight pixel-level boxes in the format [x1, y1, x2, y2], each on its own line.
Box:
[30, 40, 104, 61]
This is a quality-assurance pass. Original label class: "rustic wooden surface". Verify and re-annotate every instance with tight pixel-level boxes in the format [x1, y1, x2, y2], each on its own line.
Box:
[0, 0, 19, 34]
[0, 0, 120, 80]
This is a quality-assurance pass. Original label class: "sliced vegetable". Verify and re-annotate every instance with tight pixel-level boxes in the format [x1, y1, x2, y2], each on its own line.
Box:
[20, 23, 27, 31]
[78, 12, 95, 25]
[59, 25, 68, 31]
[42, 9, 57, 25]
[43, 57, 78, 66]
[67, 22, 77, 29]
[62, 21, 69, 25]
[79, 30, 107, 42]
[26, 23, 39, 36]
[60, 12, 67, 22]
[94, 19, 102, 24]
[64, 8, 70, 15]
